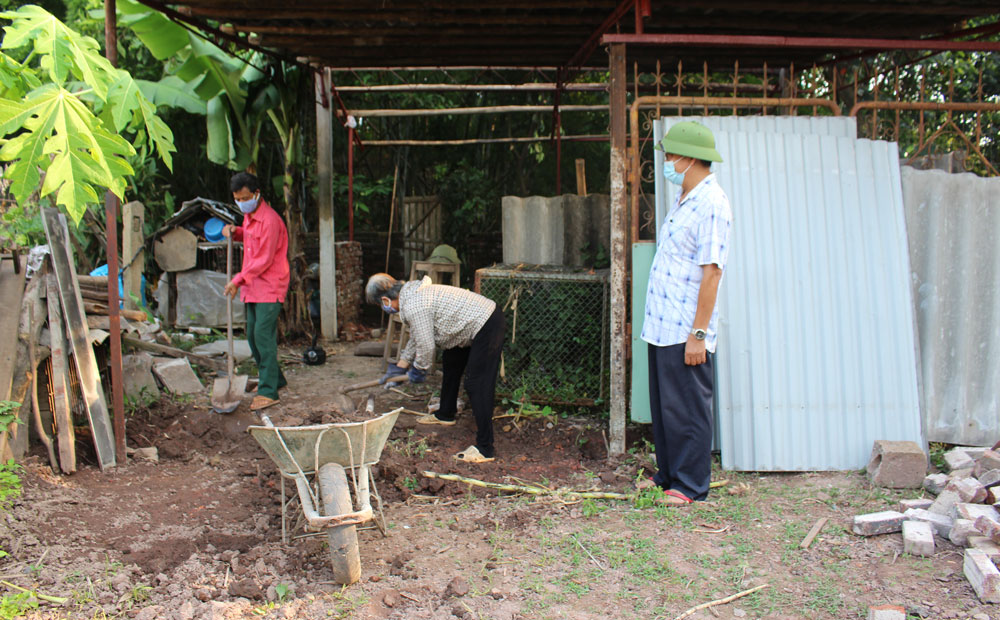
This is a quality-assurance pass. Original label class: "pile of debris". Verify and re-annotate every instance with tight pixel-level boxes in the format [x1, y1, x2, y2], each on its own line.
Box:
[854, 441, 1000, 604]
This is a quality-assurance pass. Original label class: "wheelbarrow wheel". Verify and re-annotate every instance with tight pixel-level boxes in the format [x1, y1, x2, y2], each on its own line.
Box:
[317, 462, 361, 585]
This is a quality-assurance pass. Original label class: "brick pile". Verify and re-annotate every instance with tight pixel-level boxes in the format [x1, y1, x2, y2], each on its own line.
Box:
[853, 444, 1000, 605]
[335, 241, 363, 332]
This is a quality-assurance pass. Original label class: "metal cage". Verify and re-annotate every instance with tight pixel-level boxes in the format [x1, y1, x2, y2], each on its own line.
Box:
[476, 265, 609, 403]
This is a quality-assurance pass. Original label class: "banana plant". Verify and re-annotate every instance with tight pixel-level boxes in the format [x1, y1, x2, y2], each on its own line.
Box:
[0, 4, 176, 225]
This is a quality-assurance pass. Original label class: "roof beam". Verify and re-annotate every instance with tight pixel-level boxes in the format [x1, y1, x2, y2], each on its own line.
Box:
[602, 33, 1000, 52]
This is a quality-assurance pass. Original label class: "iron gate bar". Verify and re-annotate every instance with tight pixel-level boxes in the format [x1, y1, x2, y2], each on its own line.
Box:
[602, 33, 1000, 53]
[343, 104, 607, 117]
[361, 135, 609, 146]
[849, 101, 1000, 117]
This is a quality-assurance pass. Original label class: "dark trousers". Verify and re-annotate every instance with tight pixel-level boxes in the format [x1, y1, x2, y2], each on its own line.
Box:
[438, 308, 505, 458]
[246, 302, 287, 400]
[647, 342, 714, 501]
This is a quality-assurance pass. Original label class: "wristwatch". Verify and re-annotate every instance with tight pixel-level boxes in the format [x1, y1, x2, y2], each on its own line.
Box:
[691, 328, 707, 341]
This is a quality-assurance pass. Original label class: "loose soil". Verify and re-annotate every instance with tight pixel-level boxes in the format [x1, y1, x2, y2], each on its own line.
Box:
[0, 340, 991, 619]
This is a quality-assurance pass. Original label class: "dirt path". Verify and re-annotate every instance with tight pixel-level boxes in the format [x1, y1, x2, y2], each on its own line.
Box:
[0, 341, 990, 619]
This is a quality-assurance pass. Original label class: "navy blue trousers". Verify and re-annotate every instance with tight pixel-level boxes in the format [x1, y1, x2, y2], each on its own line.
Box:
[647, 342, 714, 501]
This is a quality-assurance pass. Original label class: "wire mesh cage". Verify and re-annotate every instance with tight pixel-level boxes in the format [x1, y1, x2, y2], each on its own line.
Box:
[475, 265, 609, 403]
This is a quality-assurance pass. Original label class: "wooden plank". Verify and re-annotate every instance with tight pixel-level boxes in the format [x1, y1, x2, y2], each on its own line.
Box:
[316, 67, 338, 340]
[41, 208, 116, 470]
[575, 158, 587, 195]
[46, 273, 76, 474]
[0, 262, 41, 462]
[0, 257, 27, 401]
[799, 517, 828, 549]
[122, 201, 144, 311]
[121, 336, 226, 372]
[154, 227, 197, 272]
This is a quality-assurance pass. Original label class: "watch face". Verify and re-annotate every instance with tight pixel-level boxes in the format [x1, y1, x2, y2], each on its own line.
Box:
[694, 329, 707, 340]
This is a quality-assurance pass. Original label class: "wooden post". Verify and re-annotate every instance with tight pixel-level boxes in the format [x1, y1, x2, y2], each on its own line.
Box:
[575, 158, 587, 195]
[316, 67, 339, 340]
[122, 201, 144, 311]
[608, 43, 627, 455]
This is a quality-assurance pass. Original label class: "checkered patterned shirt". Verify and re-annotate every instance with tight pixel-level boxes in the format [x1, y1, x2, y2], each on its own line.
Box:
[398, 277, 497, 370]
[641, 174, 732, 352]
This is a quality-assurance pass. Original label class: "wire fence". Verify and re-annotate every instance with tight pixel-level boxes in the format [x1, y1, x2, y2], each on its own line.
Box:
[476, 265, 609, 404]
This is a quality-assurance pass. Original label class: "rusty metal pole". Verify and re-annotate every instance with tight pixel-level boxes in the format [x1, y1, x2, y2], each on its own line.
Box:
[104, 0, 124, 466]
[608, 43, 627, 455]
[348, 126, 355, 242]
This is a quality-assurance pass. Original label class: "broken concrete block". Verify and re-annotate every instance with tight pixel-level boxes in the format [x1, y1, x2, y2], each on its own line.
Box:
[898, 498, 933, 513]
[945, 448, 976, 472]
[928, 489, 961, 516]
[977, 468, 1000, 488]
[975, 515, 1000, 543]
[956, 503, 1000, 524]
[923, 473, 950, 495]
[950, 519, 977, 547]
[969, 536, 1000, 561]
[903, 508, 954, 538]
[965, 548, 1000, 603]
[867, 440, 927, 489]
[976, 450, 1000, 479]
[903, 520, 935, 556]
[152, 357, 204, 395]
[867, 605, 906, 620]
[122, 353, 160, 401]
[853, 511, 906, 536]
[132, 447, 158, 463]
[948, 477, 988, 504]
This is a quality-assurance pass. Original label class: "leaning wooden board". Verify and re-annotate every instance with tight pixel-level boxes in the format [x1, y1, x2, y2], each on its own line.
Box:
[41, 208, 116, 469]
[46, 273, 76, 474]
[0, 256, 27, 401]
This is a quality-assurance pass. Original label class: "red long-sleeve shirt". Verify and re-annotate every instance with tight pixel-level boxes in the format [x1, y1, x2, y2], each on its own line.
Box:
[230, 199, 289, 303]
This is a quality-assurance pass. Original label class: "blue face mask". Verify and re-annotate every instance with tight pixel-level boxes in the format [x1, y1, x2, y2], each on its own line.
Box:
[663, 158, 693, 185]
[236, 194, 259, 214]
[381, 302, 398, 314]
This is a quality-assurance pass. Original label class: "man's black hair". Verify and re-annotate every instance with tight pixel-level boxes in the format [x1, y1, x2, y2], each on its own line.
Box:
[698, 159, 712, 168]
[230, 171, 260, 194]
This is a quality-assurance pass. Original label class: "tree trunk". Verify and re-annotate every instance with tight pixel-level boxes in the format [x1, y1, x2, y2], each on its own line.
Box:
[279, 123, 312, 341]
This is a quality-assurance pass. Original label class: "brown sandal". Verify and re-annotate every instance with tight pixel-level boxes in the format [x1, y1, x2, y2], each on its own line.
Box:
[250, 396, 279, 411]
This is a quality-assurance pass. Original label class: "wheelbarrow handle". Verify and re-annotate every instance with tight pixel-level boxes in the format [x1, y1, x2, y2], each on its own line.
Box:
[340, 374, 409, 394]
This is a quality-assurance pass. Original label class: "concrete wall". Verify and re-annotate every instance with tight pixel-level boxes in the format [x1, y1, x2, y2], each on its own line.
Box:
[502, 194, 610, 267]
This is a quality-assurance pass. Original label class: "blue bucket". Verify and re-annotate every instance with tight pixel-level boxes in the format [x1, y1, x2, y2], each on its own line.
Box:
[204, 217, 225, 242]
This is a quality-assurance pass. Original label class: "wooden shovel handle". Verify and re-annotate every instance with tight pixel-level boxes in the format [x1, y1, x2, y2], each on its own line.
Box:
[340, 374, 408, 394]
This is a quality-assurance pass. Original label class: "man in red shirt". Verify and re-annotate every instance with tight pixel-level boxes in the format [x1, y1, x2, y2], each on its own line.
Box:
[222, 172, 290, 411]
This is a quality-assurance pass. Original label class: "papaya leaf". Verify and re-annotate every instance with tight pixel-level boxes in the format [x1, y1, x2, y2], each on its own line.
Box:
[136, 76, 206, 115]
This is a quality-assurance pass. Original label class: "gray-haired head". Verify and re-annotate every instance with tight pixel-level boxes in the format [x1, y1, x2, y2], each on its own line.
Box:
[365, 273, 403, 304]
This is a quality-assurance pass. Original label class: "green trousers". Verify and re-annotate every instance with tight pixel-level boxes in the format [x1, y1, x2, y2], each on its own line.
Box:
[246, 302, 287, 399]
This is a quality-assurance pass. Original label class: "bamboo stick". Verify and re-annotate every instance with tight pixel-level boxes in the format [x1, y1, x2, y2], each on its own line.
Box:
[671, 584, 768, 620]
[421, 471, 728, 500]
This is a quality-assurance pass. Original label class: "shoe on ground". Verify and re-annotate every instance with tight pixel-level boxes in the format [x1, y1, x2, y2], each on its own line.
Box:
[454, 445, 494, 463]
[417, 414, 456, 426]
[250, 396, 279, 411]
[655, 489, 693, 506]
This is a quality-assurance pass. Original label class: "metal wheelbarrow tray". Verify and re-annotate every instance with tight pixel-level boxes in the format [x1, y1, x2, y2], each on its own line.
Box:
[248, 408, 402, 585]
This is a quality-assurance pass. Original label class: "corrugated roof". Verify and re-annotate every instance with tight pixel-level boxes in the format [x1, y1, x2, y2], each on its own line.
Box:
[146, 0, 999, 68]
[651, 119, 923, 470]
[903, 167, 1000, 446]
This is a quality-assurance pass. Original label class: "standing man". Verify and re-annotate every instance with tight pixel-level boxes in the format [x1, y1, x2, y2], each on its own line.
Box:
[222, 171, 289, 411]
[642, 121, 732, 505]
[366, 273, 505, 463]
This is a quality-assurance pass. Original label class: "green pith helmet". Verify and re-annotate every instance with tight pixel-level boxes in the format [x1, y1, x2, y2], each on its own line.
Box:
[655, 121, 724, 163]
[426, 244, 461, 264]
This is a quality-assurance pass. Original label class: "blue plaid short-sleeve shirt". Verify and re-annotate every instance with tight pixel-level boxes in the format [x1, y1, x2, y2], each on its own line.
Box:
[641, 173, 732, 352]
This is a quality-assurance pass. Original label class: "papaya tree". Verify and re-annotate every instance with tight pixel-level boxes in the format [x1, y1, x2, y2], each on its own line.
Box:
[0, 4, 175, 226]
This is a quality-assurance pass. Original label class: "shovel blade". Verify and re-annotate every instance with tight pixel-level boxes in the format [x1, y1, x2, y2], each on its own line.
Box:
[212, 374, 249, 413]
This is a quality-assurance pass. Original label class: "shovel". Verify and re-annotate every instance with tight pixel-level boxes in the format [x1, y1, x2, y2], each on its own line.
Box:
[212, 234, 249, 413]
[330, 374, 409, 413]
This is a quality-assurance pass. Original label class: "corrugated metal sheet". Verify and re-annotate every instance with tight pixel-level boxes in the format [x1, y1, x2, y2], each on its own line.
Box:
[902, 167, 1000, 446]
[654, 117, 857, 228]
[646, 118, 923, 470]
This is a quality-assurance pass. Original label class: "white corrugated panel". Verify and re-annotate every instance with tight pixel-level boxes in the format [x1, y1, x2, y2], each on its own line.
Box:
[649, 121, 923, 470]
[902, 167, 1000, 446]
[653, 116, 856, 231]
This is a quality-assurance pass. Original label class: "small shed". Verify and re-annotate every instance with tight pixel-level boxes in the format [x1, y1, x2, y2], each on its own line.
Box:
[150, 197, 246, 328]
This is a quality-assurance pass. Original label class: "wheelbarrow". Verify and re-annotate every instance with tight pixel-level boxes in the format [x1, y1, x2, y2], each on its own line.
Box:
[248, 407, 402, 585]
